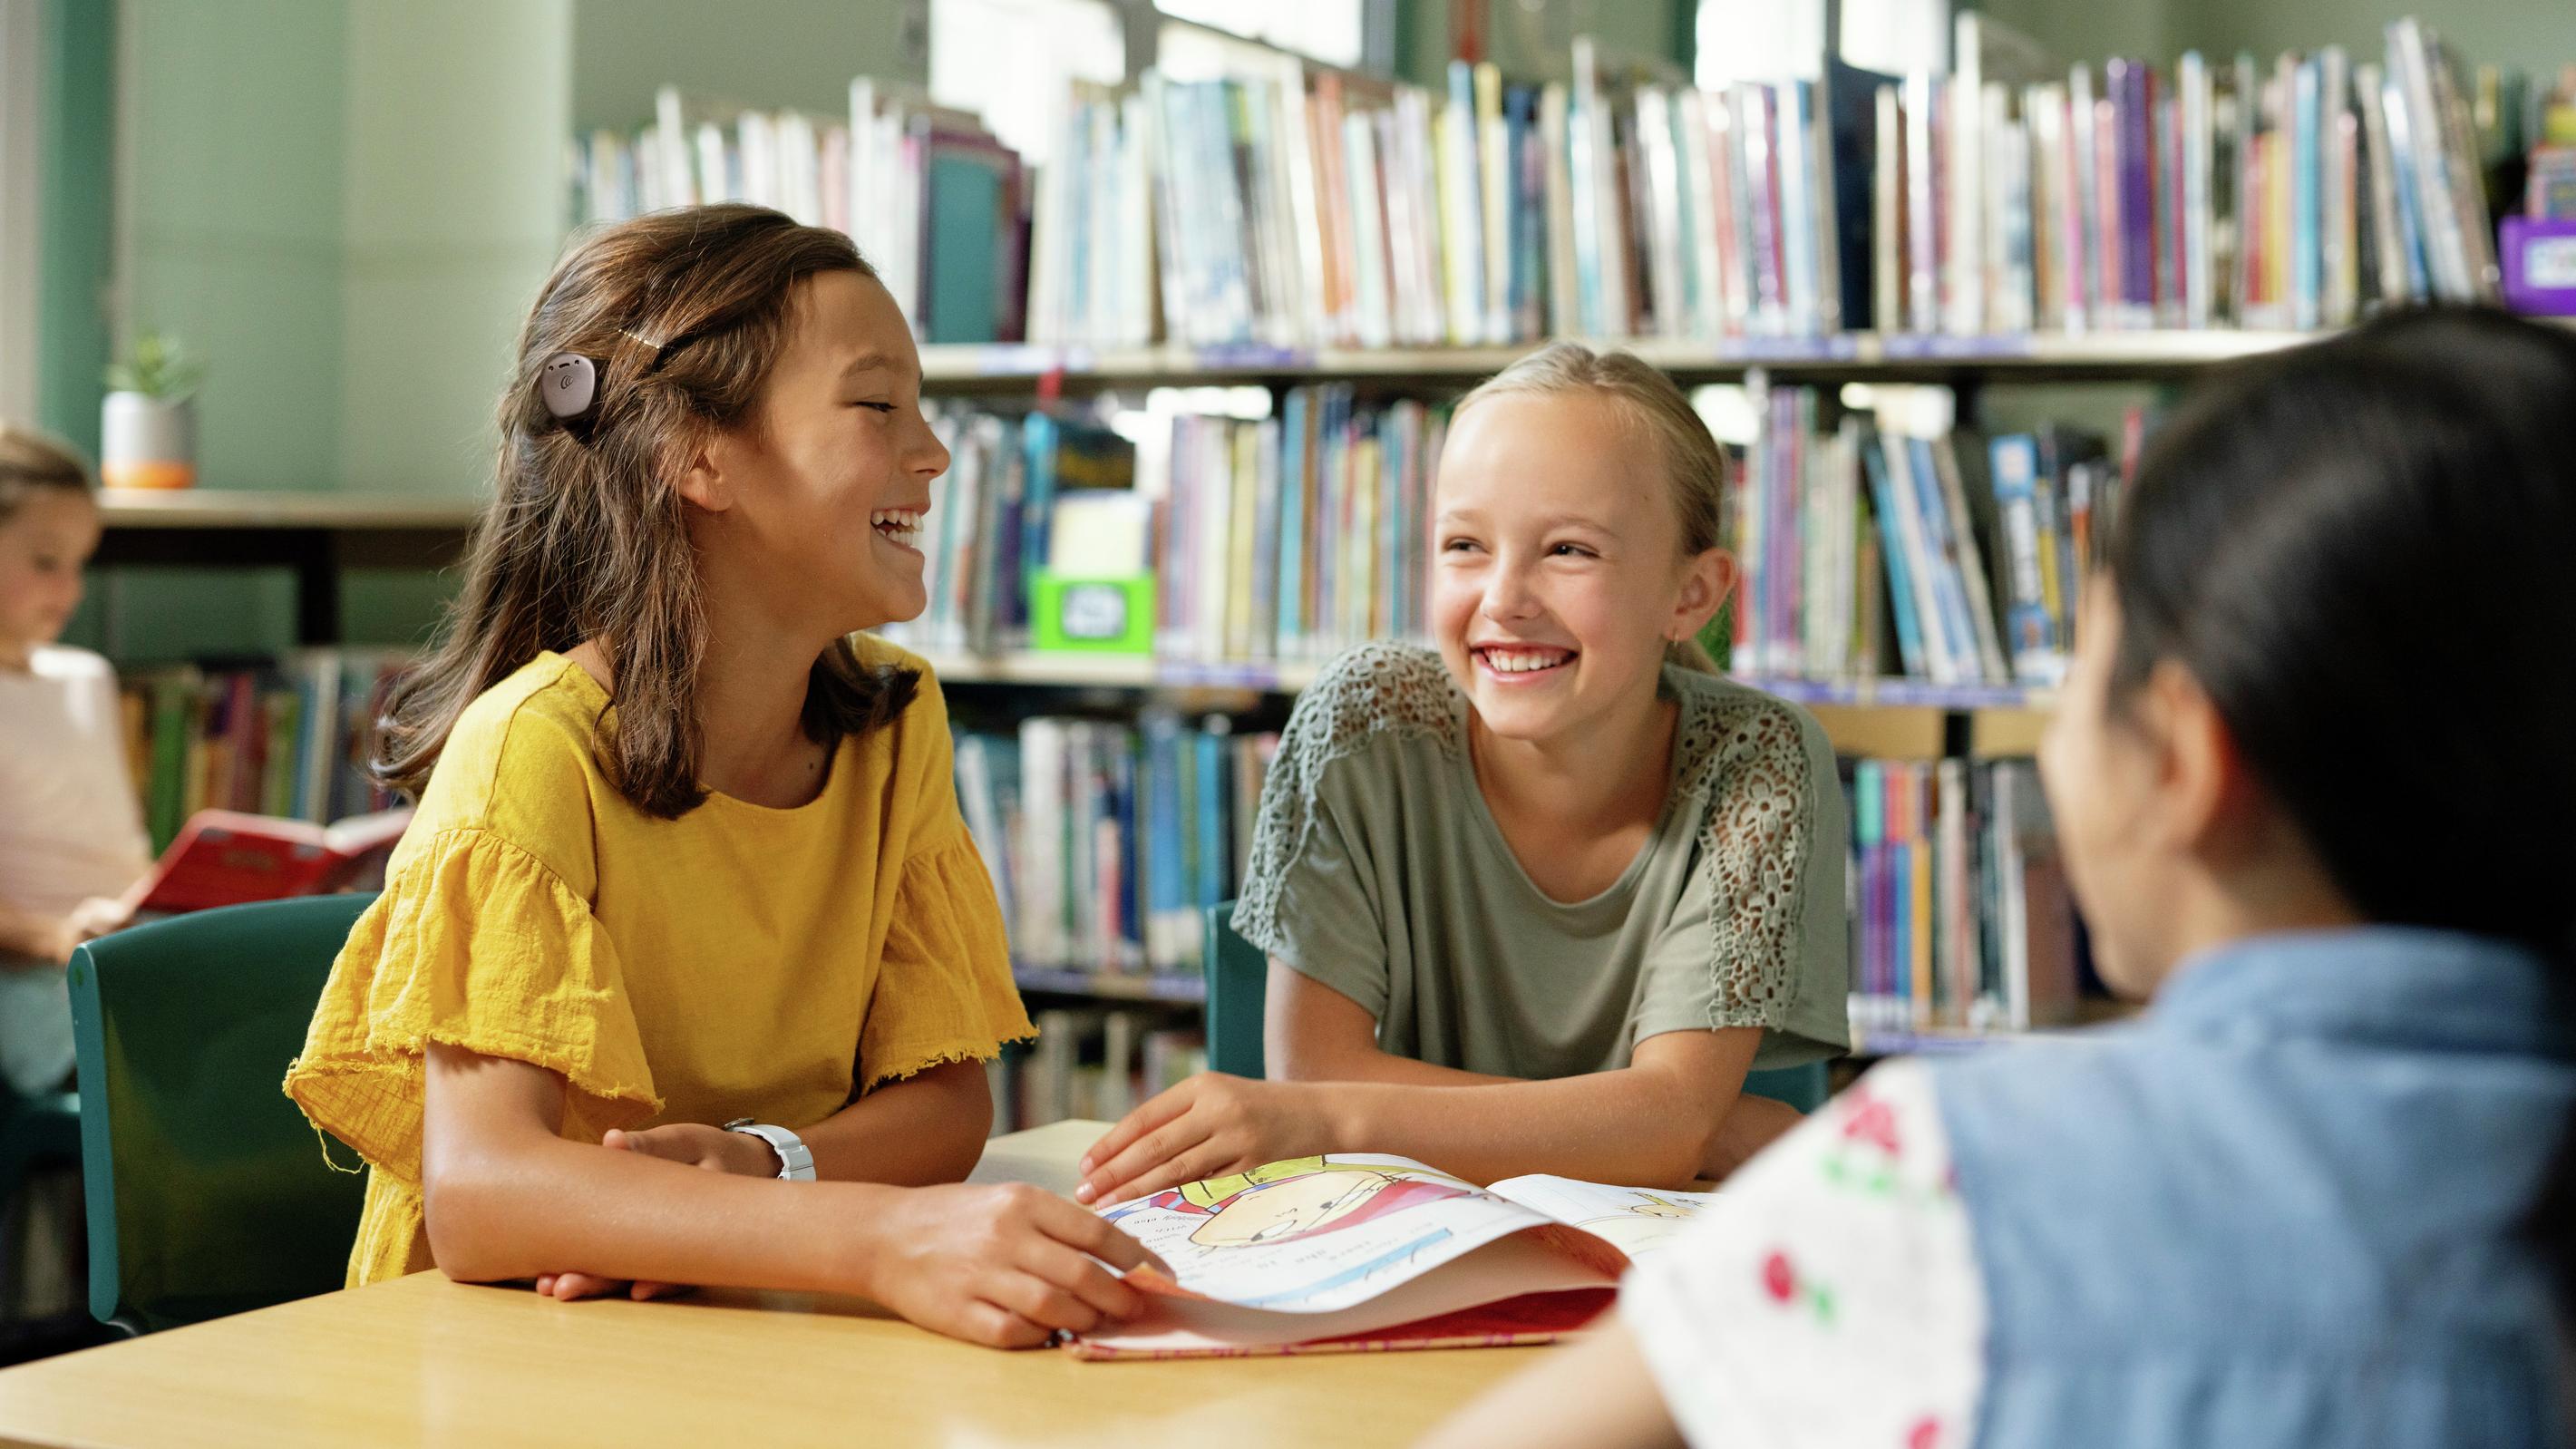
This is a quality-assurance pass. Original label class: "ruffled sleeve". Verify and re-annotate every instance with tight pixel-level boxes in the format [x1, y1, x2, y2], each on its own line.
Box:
[859, 824, 1035, 1091]
[282, 826, 660, 1184]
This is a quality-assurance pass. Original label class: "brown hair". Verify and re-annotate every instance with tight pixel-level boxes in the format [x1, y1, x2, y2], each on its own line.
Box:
[0, 427, 94, 523]
[374, 204, 918, 818]
[1451, 343, 1729, 672]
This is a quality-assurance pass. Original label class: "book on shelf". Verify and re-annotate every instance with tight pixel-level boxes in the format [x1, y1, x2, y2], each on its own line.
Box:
[887, 390, 1445, 667]
[1875, 16, 2500, 338]
[574, 19, 2517, 356]
[126, 808, 413, 916]
[1709, 380, 2138, 691]
[572, 83, 1030, 345]
[117, 654, 411, 853]
[1074, 1152, 1716, 1359]
[1845, 755, 2079, 1036]
[953, 712, 1281, 988]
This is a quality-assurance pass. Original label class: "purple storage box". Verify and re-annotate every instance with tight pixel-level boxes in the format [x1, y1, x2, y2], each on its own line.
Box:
[2501, 217, 2576, 316]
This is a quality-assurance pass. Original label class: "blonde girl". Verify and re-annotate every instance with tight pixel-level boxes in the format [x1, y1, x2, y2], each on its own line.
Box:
[1079, 344, 1847, 1204]
[287, 206, 1158, 1347]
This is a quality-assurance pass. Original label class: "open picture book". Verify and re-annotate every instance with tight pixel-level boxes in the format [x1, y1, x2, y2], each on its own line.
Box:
[1075, 1153, 1714, 1361]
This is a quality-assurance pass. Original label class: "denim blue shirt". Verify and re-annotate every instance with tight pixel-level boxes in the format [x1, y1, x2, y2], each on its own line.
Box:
[1934, 928, 2575, 1448]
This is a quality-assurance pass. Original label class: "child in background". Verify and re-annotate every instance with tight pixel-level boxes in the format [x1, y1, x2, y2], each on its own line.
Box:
[0, 429, 147, 1096]
[1079, 345, 1847, 1207]
[286, 205, 1159, 1348]
[1422, 309, 2576, 1449]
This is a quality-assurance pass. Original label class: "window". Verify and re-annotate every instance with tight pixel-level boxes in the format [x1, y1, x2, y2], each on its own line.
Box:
[1692, 0, 1949, 88]
[1156, 0, 1365, 71]
[928, 0, 1127, 166]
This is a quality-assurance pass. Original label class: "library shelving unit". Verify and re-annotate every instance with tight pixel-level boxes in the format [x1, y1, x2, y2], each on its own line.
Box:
[92, 329, 2330, 1041]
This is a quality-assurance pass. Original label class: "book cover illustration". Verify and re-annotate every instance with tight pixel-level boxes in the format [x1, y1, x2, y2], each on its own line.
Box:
[1074, 1153, 1718, 1360]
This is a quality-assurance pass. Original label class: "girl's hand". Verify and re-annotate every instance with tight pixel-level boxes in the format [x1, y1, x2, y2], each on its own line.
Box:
[861, 1182, 1171, 1348]
[530, 1125, 776, 1301]
[1074, 1073, 1340, 1207]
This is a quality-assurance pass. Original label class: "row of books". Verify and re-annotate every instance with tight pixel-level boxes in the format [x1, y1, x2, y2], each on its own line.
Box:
[570, 84, 1030, 345]
[956, 714, 1283, 982]
[887, 390, 1448, 666]
[1873, 17, 2501, 339]
[989, 1007, 1208, 1133]
[1719, 383, 2143, 689]
[116, 655, 408, 852]
[575, 19, 2511, 353]
[1848, 755, 2082, 1036]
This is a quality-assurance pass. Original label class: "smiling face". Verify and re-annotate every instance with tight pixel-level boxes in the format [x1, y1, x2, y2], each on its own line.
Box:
[1431, 391, 1731, 744]
[0, 489, 101, 668]
[686, 269, 950, 637]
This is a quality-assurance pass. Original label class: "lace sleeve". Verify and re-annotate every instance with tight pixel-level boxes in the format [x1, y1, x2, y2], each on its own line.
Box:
[1229, 643, 1457, 1006]
[1645, 691, 1832, 1035]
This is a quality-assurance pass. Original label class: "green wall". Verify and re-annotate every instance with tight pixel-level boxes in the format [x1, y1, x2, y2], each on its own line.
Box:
[569, 0, 928, 131]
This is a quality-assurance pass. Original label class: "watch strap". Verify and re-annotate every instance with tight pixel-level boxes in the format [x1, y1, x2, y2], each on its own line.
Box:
[721, 1119, 815, 1182]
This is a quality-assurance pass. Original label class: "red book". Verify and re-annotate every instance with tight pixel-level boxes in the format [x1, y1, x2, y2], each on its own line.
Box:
[126, 808, 412, 915]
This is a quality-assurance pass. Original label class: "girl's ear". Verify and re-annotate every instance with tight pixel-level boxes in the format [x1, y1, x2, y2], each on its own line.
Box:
[2141, 657, 2253, 857]
[1667, 547, 1737, 647]
[672, 430, 735, 515]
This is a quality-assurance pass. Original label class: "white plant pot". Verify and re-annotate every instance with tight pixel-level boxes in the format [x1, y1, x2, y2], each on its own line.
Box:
[101, 391, 196, 490]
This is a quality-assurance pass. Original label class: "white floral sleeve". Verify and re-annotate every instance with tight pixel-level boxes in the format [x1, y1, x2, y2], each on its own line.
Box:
[1619, 1060, 1985, 1449]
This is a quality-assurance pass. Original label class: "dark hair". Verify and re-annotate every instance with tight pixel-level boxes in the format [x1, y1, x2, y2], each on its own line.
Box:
[0, 427, 94, 522]
[2106, 306, 2576, 1349]
[375, 204, 918, 818]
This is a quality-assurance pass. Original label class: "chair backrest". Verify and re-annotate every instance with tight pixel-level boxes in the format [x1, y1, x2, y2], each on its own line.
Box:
[1202, 902, 1268, 1079]
[67, 893, 375, 1332]
[1198, 899, 1830, 1112]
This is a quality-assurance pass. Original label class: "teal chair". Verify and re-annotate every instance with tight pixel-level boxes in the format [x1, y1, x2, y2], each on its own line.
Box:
[1202, 902, 1829, 1112]
[67, 894, 375, 1333]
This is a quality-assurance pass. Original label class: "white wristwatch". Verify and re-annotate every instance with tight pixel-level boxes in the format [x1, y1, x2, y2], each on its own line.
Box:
[721, 1119, 816, 1182]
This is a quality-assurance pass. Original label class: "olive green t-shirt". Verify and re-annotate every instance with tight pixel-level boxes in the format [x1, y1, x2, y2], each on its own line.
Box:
[1232, 643, 1849, 1076]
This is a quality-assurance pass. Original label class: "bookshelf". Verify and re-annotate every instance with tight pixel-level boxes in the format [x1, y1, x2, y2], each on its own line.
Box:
[92, 490, 479, 647]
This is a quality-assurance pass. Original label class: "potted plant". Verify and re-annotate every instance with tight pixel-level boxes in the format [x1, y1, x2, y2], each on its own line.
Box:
[102, 333, 205, 491]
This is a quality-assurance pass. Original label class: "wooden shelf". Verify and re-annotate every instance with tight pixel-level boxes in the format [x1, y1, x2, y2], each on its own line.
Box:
[915, 328, 2336, 387]
[920, 650, 2054, 729]
[94, 491, 481, 647]
[98, 489, 484, 530]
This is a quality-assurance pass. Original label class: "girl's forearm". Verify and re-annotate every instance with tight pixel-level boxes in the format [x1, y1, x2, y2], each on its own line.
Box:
[1319, 1071, 1728, 1188]
[424, 1131, 899, 1293]
[800, 1059, 992, 1185]
[1303, 1044, 1801, 1182]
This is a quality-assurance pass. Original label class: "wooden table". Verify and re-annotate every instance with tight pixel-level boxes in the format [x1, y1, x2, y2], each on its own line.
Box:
[0, 1122, 1539, 1448]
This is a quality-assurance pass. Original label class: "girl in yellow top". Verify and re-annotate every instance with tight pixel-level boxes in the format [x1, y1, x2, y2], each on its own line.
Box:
[285, 205, 1158, 1348]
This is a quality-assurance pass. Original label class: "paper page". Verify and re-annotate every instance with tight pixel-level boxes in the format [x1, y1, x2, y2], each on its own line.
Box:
[1078, 1230, 1613, 1355]
[1097, 1153, 1551, 1315]
[1487, 1175, 1721, 1263]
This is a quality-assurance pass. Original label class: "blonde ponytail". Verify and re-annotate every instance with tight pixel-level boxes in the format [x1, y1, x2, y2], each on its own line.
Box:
[1453, 342, 1729, 675]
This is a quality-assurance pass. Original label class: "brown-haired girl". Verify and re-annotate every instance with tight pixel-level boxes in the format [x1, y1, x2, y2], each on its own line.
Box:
[286, 205, 1160, 1347]
[0, 427, 148, 1094]
[1077, 343, 1848, 1205]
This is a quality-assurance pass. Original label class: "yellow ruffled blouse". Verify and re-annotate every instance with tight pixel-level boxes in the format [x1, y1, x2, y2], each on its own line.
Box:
[284, 637, 1032, 1286]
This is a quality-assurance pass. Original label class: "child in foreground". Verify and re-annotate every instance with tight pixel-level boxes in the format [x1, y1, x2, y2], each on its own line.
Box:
[287, 206, 1158, 1347]
[1080, 345, 1847, 1207]
[0, 429, 147, 1095]
[1421, 308, 2576, 1447]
